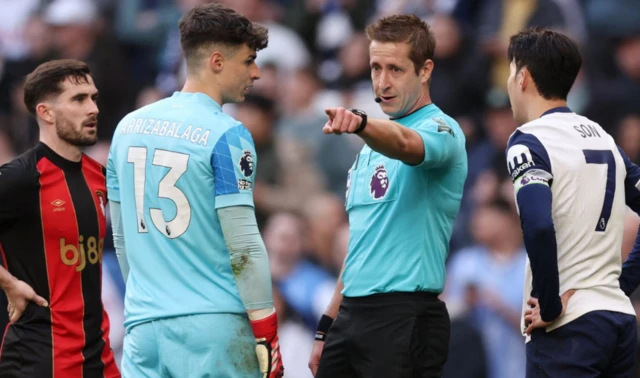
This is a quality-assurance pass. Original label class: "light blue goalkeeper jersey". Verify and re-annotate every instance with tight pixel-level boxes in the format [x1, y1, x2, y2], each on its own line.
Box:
[342, 104, 467, 297]
[107, 92, 257, 330]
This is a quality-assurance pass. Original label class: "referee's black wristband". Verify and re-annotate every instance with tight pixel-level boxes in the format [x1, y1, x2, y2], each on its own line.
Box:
[349, 109, 367, 134]
[315, 314, 334, 342]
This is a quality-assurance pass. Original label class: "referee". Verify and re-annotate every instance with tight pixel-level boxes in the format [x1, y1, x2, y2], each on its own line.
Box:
[308, 15, 468, 378]
[0, 60, 120, 378]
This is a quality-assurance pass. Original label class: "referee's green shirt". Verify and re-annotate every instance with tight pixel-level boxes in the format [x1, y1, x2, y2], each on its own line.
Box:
[342, 104, 467, 297]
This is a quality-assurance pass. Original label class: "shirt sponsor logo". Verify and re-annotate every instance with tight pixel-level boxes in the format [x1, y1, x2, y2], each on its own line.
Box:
[507, 144, 535, 180]
[60, 236, 104, 272]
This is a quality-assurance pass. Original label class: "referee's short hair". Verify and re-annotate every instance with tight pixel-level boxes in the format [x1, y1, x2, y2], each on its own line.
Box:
[179, 3, 268, 67]
[508, 28, 582, 101]
[23, 59, 91, 116]
[365, 15, 436, 76]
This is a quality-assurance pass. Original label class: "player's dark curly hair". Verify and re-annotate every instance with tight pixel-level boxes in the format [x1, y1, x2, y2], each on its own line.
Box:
[508, 27, 582, 100]
[365, 14, 436, 75]
[179, 3, 268, 68]
[23, 59, 91, 116]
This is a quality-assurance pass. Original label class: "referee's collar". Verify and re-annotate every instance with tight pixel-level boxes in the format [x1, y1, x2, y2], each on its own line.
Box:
[172, 91, 222, 111]
[390, 103, 438, 121]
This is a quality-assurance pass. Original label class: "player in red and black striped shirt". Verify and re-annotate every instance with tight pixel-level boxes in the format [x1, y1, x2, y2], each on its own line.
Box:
[0, 60, 120, 378]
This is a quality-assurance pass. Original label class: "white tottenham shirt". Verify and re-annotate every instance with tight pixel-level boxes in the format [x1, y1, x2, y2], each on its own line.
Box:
[506, 109, 636, 340]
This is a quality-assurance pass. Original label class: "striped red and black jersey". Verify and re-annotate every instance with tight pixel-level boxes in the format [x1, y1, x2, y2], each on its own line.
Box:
[0, 143, 120, 378]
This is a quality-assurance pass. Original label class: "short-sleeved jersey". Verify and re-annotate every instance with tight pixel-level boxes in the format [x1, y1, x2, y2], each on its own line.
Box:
[506, 108, 635, 333]
[0, 143, 119, 378]
[342, 104, 467, 297]
[107, 92, 258, 329]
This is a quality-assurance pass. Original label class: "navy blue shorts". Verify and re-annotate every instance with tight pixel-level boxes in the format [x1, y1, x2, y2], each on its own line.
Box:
[526, 310, 637, 378]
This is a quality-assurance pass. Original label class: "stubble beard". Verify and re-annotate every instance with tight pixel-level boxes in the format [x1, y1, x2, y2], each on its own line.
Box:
[55, 117, 98, 147]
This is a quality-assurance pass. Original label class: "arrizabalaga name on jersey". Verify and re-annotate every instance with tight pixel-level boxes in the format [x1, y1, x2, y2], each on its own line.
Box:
[120, 117, 211, 146]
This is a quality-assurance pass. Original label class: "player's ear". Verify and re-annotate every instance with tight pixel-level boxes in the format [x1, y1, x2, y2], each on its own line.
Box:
[36, 102, 55, 124]
[420, 59, 434, 84]
[519, 67, 529, 92]
[209, 51, 225, 73]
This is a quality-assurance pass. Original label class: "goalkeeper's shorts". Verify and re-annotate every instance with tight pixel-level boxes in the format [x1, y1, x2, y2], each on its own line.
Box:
[121, 313, 261, 378]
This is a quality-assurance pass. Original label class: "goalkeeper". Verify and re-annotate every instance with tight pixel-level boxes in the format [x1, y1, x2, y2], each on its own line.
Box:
[106, 3, 282, 378]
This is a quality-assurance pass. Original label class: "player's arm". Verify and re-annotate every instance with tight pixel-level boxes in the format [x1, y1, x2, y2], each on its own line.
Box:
[106, 147, 130, 283]
[0, 164, 48, 322]
[0, 264, 48, 323]
[617, 147, 640, 296]
[517, 182, 561, 322]
[0, 164, 22, 233]
[506, 131, 562, 323]
[212, 125, 283, 378]
[324, 107, 461, 167]
[217, 206, 282, 378]
[0, 266, 18, 295]
[110, 201, 129, 283]
[217, 205, 274, 312]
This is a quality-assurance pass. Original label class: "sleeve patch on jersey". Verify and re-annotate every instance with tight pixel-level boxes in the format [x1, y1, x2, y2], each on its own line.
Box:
[513, 169, 551, 193]
[237, 179, 252, 190]
[434, 118, 454, 136]
[212, 134, 241, 196]
[238, 150, 254, 177]
[507, 144, 536, 181]
[212, 125, 258, 198]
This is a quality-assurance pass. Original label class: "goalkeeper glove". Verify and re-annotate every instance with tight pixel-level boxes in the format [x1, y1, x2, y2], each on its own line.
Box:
[250, 310, 284, 378]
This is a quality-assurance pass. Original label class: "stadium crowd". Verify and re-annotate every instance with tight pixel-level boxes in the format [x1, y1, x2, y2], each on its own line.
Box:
[0, 0, 639, 377]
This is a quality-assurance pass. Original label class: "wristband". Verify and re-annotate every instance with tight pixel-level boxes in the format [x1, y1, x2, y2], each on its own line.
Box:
[349, 109, 368, 134]
[314, 314, 334, 342]
[250, 310, 278, 339]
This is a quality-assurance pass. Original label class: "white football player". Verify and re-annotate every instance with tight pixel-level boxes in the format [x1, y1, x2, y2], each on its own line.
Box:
[505, 27, 640, 378]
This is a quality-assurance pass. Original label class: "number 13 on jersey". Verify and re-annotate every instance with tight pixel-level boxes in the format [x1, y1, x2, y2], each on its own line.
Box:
[127, 146, 192, 239]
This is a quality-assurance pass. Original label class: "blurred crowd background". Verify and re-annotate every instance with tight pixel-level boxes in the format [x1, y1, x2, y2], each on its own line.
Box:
[1, 0, 640, 377]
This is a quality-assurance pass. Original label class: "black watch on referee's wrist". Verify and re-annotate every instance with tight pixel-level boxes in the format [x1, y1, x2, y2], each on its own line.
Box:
[349, 109, 368, 134]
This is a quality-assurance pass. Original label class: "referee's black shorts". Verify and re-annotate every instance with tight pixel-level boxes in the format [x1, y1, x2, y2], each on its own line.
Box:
[316, 291, 450, 378]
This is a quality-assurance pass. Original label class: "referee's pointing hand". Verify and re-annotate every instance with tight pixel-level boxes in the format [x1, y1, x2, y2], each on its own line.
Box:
[5, 278, 48, 324]
[323, 107, 363, 135]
